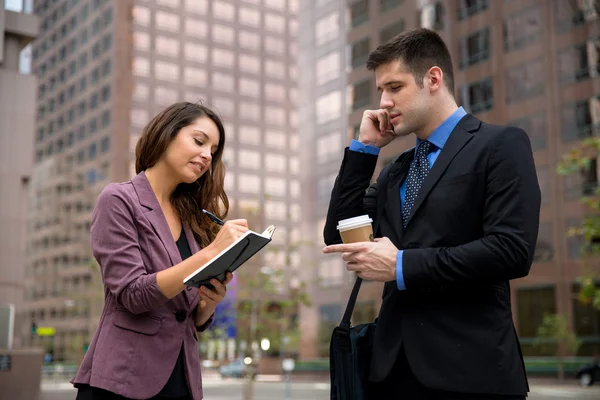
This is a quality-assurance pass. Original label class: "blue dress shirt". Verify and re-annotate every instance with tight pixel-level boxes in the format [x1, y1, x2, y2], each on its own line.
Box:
[348, 107, 467, 290]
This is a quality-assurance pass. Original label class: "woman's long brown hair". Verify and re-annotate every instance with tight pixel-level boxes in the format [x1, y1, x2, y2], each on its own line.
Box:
[135, 102, 229, 248]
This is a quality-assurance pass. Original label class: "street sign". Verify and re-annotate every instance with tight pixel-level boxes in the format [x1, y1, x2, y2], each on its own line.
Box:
[37, 327, 56, 336]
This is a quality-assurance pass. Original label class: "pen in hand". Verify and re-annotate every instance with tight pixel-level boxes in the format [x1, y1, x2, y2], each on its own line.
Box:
[202, 209, 225, 226]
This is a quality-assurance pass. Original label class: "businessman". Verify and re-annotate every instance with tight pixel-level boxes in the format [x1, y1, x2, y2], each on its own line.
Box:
[323, 28, 540, 399]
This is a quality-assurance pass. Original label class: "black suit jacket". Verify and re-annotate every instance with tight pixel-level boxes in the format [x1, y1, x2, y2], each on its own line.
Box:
[324, 115, 541, 396]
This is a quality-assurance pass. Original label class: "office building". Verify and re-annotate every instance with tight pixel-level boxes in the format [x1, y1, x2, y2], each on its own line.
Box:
[22, 0, 299, 362]
[0, 0, 38, 347]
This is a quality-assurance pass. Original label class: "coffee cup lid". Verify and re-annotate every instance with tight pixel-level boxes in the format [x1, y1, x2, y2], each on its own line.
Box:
[336, 215, 373, 230]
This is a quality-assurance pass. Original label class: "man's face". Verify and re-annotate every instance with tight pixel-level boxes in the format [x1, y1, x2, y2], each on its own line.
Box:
[375, 59, 431, 138]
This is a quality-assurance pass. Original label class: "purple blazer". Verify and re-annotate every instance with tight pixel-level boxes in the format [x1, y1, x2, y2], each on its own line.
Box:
[71, 172, 213, 400]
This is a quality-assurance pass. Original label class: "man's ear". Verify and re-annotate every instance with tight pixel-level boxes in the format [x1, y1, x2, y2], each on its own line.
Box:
[426, 66, 444, 93]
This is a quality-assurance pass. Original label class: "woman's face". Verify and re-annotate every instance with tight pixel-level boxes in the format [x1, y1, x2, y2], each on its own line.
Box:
[162, 116, 221, 184]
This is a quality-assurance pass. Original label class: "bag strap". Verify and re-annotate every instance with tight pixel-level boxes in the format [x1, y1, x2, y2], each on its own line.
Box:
[339, 276, 363, 329]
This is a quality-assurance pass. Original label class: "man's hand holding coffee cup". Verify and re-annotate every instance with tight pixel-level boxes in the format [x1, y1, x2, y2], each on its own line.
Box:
[323, 237, 399, 282]
[358, 109, 399, 148]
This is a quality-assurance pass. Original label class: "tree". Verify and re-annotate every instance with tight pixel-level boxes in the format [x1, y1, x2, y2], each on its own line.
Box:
[557, 138, 600, 310]
[533, 313, 581, 381]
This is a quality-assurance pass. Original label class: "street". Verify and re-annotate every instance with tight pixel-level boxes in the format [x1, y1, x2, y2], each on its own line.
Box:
[40, 377, 600, 400]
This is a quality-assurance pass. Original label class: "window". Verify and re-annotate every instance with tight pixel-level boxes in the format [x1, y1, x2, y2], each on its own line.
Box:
[210, 73, 234, 95]
[289, 157, 299, 175]
[380, 20, 404, 44]
[265, 14, 285, 33]
[185, 19, 207, 38]
[509, 112, 547, 151]
[240, 55, 260, 74]
[265, 37, 285, 55]
[213, 25, 235, 45]
[459, 28, 490, 69]
[212, 49, 234, 67]
[240, 7, 260, 27]
[561, 98, 598, 142]
[316, 91, 341, 124]
[133, 6, 150, 26]
[351, 37, 370, 69]
[239, 126, 261, 145]
[516, 286, 556, 355]
[265, 0, 285, 10]
[185, 0, 207, 14]
[349, 0, 369, 27]
[536, 166, 551, 205]
[156, 11, 179, 32]
[265, 178, 286, 197]
[184, 43, 207, 64]
[134, 32, 150, 51]
[503, 6, 542, 52]
[456, 0, 488, 20]
[238, 150, 260, 169]
[317, 132, 342, 163]
[265, 83, 285, 102]
[265, 201, 286, 220]
[558, 43, 594, 84]
[265, 130, 286, 149]
[134, 57, 150, 76]
[572, 282, 600, 356]
[419, 3, 444, 30]
[239, 174, 260, 193]
[269, 108, 286, 126]
[184, 67, 207, 86]
[459, 78, 493, 114]
[155, 61, 178, 81]
[316, 52, 339, 85]
[265, 60, 284, 79]
[315, 13, 339, 46]
[240, 78, 260, 97]
[240, 102, 260, 121]
[554, 0, 586, 32]
[157, 0, 180, 7]
[156, 37, 179, 57]
[213, 97, 234, 116]
[238, 30, 260, 50]
[505, 59, 545, 103]
[131, 109, 149, 127]
[214, 1, 235, 22]
[352, 80, 371, 110]
[155, 87, 178, 106]
[265, 154, 286, 172]
[133, 83, 149, 101]
[380, 0, 402, 13]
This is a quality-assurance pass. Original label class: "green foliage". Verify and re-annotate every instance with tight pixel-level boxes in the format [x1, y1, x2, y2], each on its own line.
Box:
[557, 139, 600, 309]
[533, 313, 581, 356]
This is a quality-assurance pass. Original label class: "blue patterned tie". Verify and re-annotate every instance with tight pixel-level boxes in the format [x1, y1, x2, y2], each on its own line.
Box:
[402, 141, 433, 227]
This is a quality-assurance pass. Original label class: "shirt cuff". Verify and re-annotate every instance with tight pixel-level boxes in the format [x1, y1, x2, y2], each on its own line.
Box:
[396, 250, 406, 291]
[349, 139, 380, 155]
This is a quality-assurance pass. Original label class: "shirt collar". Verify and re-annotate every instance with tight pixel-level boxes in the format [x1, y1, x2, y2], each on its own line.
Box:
[416, 106, 467, 151]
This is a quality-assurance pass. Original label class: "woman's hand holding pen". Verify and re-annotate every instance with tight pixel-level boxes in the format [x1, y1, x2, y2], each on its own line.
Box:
[208, 219, 249, 254]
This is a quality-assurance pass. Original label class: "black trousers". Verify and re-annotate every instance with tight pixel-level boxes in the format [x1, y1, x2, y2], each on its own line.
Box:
[368, 348, 527, 400]
[75, 385, 191, 400]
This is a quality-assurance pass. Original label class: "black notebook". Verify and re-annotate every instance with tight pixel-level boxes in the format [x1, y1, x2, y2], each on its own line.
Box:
[183, 225, 276, 288]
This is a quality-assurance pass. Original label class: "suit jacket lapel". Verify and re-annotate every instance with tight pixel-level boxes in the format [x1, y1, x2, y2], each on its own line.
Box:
[385, 150, 413, 244]
[132, 172, 182, 268]
[404, 115, 479, 228]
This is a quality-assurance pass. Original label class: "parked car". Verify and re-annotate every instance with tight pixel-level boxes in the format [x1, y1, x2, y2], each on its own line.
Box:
[575, 359, 600, 386]
[219, 358, 255, 379]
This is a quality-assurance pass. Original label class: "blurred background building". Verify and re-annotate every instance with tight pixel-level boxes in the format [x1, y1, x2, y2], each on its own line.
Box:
[3, 0, 600, 366]
[20, 0, 300, 363]
[0, 0, 37, 347]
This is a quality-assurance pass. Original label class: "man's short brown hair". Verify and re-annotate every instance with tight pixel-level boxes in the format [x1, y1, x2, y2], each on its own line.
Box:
[366, 28, 455, 94]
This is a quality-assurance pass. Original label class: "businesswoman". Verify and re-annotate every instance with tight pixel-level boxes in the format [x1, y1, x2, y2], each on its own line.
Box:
[72, 102, 248, 399]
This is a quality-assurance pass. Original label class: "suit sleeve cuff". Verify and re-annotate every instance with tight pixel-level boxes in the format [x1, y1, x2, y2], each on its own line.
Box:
[396, 250, 406, 291]
[349, 139, 380, 155]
